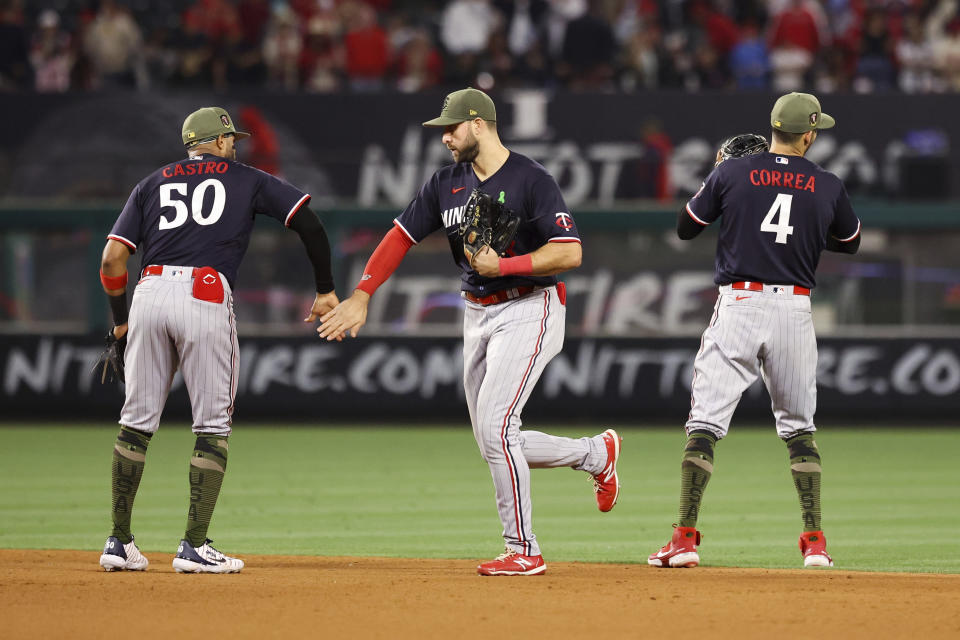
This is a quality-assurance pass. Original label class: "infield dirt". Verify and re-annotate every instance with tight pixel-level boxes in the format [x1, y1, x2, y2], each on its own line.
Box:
[2, 550, 957, 639]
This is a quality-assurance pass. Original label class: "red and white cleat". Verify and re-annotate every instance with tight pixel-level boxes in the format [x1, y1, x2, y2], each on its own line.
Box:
[799, 531, 834, 567]
[648, 526, 701, 568]
[477, 549, 546, 576]
[593, 429, 621, 512]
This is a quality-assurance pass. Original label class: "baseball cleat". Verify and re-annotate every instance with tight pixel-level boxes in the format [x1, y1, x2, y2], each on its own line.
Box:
[648, 526, 701, 568]
[799, 531, 834, 567]
[99, 535, 149, 571]
[477, 548, 546, 576]
[172, 539, 244, 574]
[593, 429, 621, 512]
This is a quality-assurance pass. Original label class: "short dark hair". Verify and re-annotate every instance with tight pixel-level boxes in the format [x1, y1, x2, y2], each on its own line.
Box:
[771, 129, 806, 145]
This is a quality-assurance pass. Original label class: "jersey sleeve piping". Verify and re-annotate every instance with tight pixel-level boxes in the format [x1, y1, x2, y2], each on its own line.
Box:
[284, 194, 312, 227]
[107, 234, 137, 252]
[393, 219, 419, 245]
[685, 202, 709, 226]
[832, 219, 861, 242]
[548, 237, 582, 243]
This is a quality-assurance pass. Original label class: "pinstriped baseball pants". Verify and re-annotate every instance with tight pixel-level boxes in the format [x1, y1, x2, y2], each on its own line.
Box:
[464, 286, 608, 557]
[119, 268, 238, 436]
[686, 286, 818, 440]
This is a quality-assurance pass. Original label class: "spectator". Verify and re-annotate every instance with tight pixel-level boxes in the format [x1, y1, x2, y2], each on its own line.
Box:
[30, 9, 73, 93]
[342, 2, 390, 91]
[394, 27, 442, 92]
[853, 9, 896, 92]
[928, 0, 960, 91]
[300, 14, 344, 92]
[896, 11, 936, 93]
[84, 0, 145, 89]
[0, 0, 33, 90]
[262, 4, 303, 90]
[620, 20, 661, 90]
[441, 0, 499, 86]
[729, 20, 769, 89]
[559, 0, 617, 89]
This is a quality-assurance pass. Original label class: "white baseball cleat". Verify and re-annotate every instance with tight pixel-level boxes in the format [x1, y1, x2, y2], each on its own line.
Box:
[172, 539, 244, 574]
[100, 535, 149, 571]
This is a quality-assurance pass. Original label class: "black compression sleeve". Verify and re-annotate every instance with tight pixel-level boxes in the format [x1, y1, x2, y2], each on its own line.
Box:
[108, 291, 129, 325]
[288, 206, 335, 293]
[677, 206, 706, 240]
[825, 233, 860, 254]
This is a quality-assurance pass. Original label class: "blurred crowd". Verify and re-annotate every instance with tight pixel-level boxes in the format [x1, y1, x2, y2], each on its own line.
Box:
[3, 0, 960, 94]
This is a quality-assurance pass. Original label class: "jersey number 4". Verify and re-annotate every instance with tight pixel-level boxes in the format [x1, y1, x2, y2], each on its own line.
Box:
[760, 193, 794, 244]
[159, 179, 226, 230]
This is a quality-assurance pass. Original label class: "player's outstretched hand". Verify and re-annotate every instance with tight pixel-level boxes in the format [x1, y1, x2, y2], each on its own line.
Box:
[318, 290, 370, 341]
[465, 245, 499, 278]
[304, 291, 341, 324]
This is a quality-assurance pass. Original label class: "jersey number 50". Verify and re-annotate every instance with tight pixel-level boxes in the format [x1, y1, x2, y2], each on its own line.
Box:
[158, 179, 226, 230]
[760, 193, 795, 244]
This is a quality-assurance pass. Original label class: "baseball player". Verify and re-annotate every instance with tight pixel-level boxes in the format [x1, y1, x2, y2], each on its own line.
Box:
[317, 88, 622, 576]
[648, 93, 861, 569]
[97, 106, 338, 573]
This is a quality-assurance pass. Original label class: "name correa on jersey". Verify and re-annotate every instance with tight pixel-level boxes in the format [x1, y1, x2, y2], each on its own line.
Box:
[109, 156, 309, 288]
[686, 152, 860, 290]
[394, 152, 581, 297]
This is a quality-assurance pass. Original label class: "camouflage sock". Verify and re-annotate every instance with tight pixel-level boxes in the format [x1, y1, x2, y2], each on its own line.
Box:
[786, 433, 822, 532]
[184, 435, 229, 547]
[111, 426, 153, 544]
[678, 430, 717, 528]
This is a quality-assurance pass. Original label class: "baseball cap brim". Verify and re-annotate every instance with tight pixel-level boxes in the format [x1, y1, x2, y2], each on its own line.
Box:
[422, 116, 469, 127]
[816, 113, 836, 130]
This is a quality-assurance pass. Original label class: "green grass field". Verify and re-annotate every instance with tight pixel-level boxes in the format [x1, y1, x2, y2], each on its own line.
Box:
[0, 424, 957, 573]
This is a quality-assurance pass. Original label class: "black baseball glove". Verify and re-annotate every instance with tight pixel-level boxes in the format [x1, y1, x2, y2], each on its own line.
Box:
[716, 133, 768, 166]
[93, 330, 126, 384]
[459, 188, 520, 267]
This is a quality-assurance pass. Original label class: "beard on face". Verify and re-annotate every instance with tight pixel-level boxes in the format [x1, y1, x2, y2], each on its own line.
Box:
[454, 139, 479, 164]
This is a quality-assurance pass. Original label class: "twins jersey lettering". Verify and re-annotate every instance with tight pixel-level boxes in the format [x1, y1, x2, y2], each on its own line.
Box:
[109, 155, 310, 288]
[394, 152, 581, 295]
[686, 152, 860, 289]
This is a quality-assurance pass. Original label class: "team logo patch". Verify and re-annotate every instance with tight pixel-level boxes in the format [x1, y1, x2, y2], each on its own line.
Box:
[776, 156, 789, 164]
[220, 114, 230, 127]
[554, 212, 574, 230]
[809, 112, 818, 126]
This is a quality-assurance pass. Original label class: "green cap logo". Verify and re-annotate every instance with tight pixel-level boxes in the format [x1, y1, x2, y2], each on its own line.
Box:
[423, 88, 497, 128]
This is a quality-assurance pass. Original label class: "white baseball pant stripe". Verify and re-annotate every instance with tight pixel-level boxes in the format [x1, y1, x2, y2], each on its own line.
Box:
[120, 266, 237, 436]
[686, 285, 817, 440]
[464, 286, 609, 557]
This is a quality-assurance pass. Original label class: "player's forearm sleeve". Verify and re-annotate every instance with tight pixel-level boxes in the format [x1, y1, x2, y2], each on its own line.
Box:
[355, 225, 414, 296]
[288, 205, 335, 293]
[677, 206, 706, 240]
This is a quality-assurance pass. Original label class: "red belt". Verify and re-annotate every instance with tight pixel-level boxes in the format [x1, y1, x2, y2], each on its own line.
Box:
[732, 281, 810, 296]
[142, 265, 194, 278]
[464, 286, 536, 306]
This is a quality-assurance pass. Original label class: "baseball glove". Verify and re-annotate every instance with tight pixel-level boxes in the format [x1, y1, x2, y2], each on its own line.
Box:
[93, 330, 126, 384]
[716, 133, 768, 166]
[459, 188, 520, 267]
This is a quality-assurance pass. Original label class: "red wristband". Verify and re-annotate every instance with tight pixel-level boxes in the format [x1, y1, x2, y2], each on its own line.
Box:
[100, 269, 128, 290]
[498, 254, 533, 277]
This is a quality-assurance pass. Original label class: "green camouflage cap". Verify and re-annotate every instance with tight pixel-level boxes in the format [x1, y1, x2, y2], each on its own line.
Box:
[181, 107, 250, 147]
[770, 92, 835, 134]
[423, 88, 496, 127]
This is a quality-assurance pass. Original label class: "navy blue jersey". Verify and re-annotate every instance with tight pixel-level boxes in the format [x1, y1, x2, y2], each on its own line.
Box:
[686, 152, 860, 289]
[109, 155, 310, 288]
[394, 152, 581, 296]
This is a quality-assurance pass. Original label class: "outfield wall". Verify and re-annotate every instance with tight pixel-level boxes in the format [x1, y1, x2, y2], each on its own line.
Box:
[3, 335, 956, 422]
